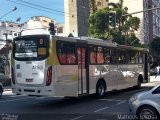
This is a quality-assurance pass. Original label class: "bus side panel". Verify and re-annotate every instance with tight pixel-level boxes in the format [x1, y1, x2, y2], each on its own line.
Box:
[117, 65, 139, 90]
[89, 65, 96, 94]
[89, 65, 118, 93]
[55, 65, 78, 97]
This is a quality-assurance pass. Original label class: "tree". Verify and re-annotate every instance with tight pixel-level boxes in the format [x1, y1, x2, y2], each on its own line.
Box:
[89, 0, 97, 14]
[89, 8, 110, 39]
[0, 54, 7, 73]
[89, 0, 142, 47]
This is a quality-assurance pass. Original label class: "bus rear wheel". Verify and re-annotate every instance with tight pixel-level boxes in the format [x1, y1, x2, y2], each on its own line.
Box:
[134, 75, 143, 89]
[96, 81, 106, 98]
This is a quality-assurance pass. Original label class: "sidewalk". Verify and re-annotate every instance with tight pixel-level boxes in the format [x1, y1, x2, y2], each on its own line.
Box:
[141, 75, 160, 87]
[150, 75, 160, 82]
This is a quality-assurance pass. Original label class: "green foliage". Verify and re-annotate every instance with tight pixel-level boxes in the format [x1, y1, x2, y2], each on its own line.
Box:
[0, 54, 7, 73]
[89, 8, 110, 39]
[88, 0, 142, 46]
[89, 0, 97, 14]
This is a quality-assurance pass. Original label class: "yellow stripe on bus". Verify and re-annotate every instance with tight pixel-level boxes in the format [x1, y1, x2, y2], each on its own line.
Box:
[47, 39, 59, 65]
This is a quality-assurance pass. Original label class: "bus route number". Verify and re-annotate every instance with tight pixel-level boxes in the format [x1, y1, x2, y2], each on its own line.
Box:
[32, 65, 43, 70]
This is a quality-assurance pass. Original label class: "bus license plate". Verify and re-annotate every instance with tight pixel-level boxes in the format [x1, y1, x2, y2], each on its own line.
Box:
[26, 79, 33, 82]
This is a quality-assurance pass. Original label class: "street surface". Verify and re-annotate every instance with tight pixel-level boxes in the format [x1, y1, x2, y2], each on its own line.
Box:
[0, 76, 160, 120]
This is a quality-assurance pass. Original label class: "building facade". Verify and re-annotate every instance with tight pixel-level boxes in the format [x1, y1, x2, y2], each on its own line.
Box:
[0, 21, 21, 49]
[95, 0, 109, 10]
[143, 0, 160, 44]
[21, 16, 56, 35]
[64, 0, 90, 37]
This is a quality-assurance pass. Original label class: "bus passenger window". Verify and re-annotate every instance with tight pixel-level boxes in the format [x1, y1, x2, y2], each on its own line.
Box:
[139, 52, 143, 64]
[66, 44, 76, 64]
[90, 46, 97, 64]
[104, 47, 110, 64]
[110, 48, 116, 64]
[57, 41, 76, 64]
[57, 43, 67, 64]
[97, 47, 104, 64]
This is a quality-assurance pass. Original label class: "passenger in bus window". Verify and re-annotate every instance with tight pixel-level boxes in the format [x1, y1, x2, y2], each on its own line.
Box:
[67, 53, 76, 64]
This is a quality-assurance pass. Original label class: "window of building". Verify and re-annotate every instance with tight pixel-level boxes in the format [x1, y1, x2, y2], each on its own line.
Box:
[97, 2, 101, 6]
[14, 33, 17, 37]
[57, 27, 63, 33]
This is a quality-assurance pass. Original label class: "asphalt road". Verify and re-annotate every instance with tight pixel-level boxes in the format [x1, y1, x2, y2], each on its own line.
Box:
[0, 81, 159, 120]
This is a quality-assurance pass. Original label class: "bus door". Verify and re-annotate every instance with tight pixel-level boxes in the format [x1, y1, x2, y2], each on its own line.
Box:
[77, 46, 89, 95]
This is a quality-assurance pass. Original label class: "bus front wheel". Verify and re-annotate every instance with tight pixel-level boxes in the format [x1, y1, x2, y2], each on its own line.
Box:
[96, 80, 106, 98]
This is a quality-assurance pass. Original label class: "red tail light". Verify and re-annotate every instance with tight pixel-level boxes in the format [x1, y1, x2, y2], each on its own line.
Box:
[11, 67, 15, 84]
[46, 66, 52, 86]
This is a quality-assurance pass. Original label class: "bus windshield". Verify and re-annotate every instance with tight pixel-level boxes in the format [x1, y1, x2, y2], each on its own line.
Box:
[13, 35, 49, 61]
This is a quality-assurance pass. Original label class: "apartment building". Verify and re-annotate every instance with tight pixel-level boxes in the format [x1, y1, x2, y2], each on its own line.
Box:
[64, 0, 90, 37]
[21, 16, 56, 35]
[95, 0, 109, 9]
[143, 0, 160, 44]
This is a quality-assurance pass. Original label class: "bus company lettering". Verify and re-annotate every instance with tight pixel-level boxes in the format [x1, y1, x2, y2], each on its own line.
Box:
[32, 65, 43, 70]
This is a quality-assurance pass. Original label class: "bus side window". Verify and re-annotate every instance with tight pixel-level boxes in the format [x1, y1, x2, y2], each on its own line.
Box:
[139, 51, 143, 64]
[57, 42, 67, 64]
[117, 50, 126, 64]
[103, 47, 110, 64]
[97, 47, 104, 64]
[110, 48, 116, 64]
[66, 44, 76, 64]
[90, 46, 97, 64]
[57, 41, 76, 64]
[135, 51, 139, 64]
[131, 50, 136, 64]
[126, 50, 131, 64]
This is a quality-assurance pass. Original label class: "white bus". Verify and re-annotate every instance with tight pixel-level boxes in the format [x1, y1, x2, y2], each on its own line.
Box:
[11, 35, 149, 98]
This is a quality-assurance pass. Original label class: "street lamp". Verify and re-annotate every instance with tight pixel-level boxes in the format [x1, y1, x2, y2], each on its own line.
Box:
[0, 6, 17, 20]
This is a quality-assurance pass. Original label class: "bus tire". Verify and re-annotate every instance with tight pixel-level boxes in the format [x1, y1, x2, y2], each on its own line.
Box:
[134, 75, 143, 89]
[0, 86, 3, 98]
[95, 80, 106, 98]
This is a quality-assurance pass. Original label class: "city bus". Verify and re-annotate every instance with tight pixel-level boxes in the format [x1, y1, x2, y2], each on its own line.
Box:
[11, 34, 149, 98]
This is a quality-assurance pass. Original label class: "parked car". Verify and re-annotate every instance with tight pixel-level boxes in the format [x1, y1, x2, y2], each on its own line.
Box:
[150, 68, 157, 76]
[0, 83, 3, 98]
[128, 84, 160, 120]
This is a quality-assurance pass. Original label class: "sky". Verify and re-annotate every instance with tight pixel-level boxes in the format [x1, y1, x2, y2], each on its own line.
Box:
[0, 0, 64, 23]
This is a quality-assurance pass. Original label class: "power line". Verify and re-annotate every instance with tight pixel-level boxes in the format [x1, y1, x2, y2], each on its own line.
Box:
[17, 0, 70, 15]
[6, 0, 69, 17]
[6, 0, 84, 18]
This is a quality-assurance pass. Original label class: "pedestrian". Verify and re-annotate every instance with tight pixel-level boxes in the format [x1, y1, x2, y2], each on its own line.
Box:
[155, 65, 160, 78]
